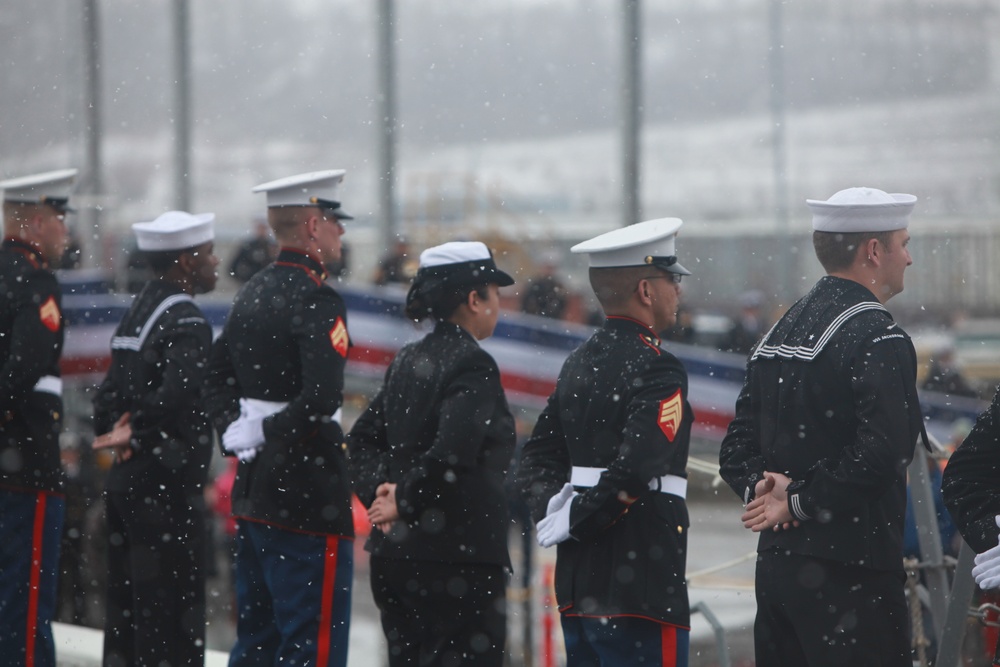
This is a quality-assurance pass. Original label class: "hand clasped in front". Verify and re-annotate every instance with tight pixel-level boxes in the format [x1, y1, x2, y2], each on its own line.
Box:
[741, 472, 800, 533]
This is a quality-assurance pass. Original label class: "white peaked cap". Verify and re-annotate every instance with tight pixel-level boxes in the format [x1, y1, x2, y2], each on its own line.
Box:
[252, 169, 353, 219]
[571, 217, 691, 275]
[807, 187, 917, 233]
[416, 241, 514, 286]
[419, 241, 491, 268]
[133, 211, 215, 251]
[0, 168, 78, 211]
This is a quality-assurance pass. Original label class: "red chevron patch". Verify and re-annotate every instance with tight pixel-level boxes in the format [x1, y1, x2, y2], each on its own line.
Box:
[39, 296, 61, 333]
[329, 317, 349, 357]
[657, 389, 683, 442]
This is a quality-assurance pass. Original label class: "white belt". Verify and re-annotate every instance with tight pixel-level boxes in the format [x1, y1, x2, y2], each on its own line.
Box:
[33, 375, 63, 397]
[570, 465, 687, 499]
[242, 398, 342, 425]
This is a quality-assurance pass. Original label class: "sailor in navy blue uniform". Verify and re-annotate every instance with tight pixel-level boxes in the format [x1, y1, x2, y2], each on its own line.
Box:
[519, 218, 694, 667]
[0, 169, 75, 667]
[92, 211, 219, 666]
[349, 241, 517, 667]
[203, 170, 355, 667]
[719, 188, 927, 667]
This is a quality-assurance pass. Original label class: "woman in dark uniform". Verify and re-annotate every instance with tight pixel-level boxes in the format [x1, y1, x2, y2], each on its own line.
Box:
[348, 241, 516, 667]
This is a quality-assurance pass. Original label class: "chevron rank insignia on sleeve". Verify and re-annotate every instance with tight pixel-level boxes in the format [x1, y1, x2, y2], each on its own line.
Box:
[657, 388, 683, 442]
[329, 316, 349, 357]
[39, 296, 61, 333]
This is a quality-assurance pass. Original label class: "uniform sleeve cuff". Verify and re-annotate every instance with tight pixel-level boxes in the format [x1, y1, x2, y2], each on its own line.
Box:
[789, 491, 811, 521]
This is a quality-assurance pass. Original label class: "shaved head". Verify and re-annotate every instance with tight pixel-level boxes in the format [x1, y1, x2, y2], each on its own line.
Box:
[589, 266, 649, 312]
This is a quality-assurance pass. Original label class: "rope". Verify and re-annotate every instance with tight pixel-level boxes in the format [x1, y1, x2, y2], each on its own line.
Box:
[686, 455, 727, 487]
[687, 550, 757, 580]
[686, 550, 756, 592]
[904, 557, 931, 667]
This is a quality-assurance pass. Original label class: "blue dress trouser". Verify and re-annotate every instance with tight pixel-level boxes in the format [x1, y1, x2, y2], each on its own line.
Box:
[229, 519, 353, 667]
[561, 614, 690, 667]
[0, 488, 65, 667]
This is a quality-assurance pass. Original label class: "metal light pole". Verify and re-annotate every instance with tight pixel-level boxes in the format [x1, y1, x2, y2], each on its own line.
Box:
[82, 0, 104, 267]
[769, 0, 792, 301]
[621, 0, 642, 227]
[377, 0, 398, 251]
[172, 0, 192, 211]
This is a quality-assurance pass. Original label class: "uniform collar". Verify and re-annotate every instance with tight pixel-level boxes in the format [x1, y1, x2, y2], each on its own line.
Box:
[275, 247, 328, 283]
[604, 315, 661, 347]
[435, 319, 478, 344]
[820, 274, 884, 307]
[2, 237, 49, 269]
[136, 277, 188, 300]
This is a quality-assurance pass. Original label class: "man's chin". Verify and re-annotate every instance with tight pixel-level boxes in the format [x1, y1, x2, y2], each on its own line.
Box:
[196, 282, 218, 296]
[880, 285, 903, 303]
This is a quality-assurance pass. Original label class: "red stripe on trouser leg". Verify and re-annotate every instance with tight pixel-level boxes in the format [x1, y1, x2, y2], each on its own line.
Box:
[26, 493, 47, 667]
[316, 536, 339, 667]
[661, 624, 677, 667]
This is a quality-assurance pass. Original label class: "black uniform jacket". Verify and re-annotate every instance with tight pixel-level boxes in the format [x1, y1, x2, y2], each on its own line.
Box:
[348, 321, 516, 567]
[0, 238, 65, 493]
[720, 276, 925, 571]
[942, 389, 1000, 552]
[93, 280, 213, 496]
[203, 248, 353, 537]
[518, 316, 693, 627]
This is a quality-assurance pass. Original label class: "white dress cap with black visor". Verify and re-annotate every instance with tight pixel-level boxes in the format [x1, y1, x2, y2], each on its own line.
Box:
[406, 241, 514, 314]
[414, 241, 514, 288]
[252, 169, 354, 221]
[571, 217, 691, 275]
[0, 168, 78, 214]
[132, 211, 215, 252]
[807, 187, 916, 233]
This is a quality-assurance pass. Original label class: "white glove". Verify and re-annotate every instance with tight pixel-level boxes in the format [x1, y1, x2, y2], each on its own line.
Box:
[235, 447, 259, 463]
[222, 399, 266, 459]
[537, 483, 578, 548]
[973, 515, 1000, 590]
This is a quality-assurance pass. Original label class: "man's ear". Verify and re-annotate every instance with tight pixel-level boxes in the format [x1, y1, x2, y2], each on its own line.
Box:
[26, 210, 46, 236]
[177, 251, 196, 274]
[637, 279, 652, 304]
[303, 214, 321, 240]
[864, 237, 881, 266]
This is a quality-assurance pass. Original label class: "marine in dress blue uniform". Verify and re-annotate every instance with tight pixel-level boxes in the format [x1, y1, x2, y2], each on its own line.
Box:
[0, 169, 75, 667]
[719, 188, 927, 667]
[92, 211, 219, 666]
[349, 241, 517, 667]
[519, 219, 694, 667]
[203, 170, 355, 667]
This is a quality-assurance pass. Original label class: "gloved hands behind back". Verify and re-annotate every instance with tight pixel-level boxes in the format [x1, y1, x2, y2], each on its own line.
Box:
[973, 515, 1000, 590]
[537, 482, 578, 548]
[222, 398, 266, 462]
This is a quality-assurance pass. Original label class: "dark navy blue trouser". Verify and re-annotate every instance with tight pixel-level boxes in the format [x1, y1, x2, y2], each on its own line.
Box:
[754, 549, 909, 667]
[229, 519, 353, 667]
[0, 488, 65, 667]
[370, 556, 507, 666]
[102, 488, 206, 667]
[561, 614, 690, 666]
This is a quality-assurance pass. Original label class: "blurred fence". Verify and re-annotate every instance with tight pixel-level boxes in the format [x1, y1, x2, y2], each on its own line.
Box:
[676, 225, 1000, 320]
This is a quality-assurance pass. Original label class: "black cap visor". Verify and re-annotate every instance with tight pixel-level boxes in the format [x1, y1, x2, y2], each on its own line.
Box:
[644, 254, 691, 276]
